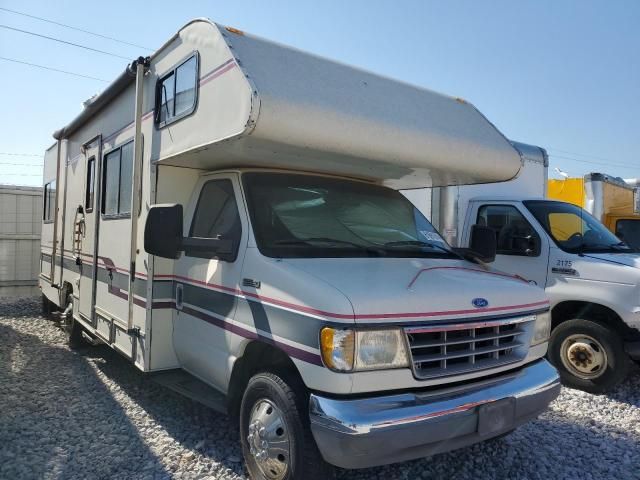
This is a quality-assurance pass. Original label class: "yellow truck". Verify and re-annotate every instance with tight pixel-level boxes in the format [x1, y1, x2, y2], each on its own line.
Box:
[548, 173, 640, 250]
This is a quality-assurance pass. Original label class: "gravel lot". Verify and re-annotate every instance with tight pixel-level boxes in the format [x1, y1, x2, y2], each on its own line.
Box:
[1, 296, 639, 480]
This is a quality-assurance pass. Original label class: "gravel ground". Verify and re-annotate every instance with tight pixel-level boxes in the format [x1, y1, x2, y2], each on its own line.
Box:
[1, 297, 639, 480]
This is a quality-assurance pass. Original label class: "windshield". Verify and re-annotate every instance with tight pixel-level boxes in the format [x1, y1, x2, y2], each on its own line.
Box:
[524, 200, 634, 253]
[242, 173, 458, 259]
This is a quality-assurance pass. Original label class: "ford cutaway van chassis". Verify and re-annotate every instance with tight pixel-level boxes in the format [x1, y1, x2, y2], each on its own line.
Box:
[40, 18, 559, 479]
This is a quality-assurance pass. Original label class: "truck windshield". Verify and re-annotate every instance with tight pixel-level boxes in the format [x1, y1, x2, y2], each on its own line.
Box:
[242, 173, 458, 259]
[524, 200, 635, 253]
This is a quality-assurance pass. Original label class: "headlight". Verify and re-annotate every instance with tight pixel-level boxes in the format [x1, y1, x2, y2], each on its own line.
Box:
[320, 327, 410, 372]
[531, 311, 551, 346]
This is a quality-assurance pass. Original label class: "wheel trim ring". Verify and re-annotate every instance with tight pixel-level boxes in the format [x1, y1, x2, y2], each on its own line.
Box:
[559, 333, 608, 380]
[247, 398, 291, 480]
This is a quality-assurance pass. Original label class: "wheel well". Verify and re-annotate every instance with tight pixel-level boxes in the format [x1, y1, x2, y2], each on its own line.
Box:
[226, 341, 306, 420]
[551, 301, 639, 340]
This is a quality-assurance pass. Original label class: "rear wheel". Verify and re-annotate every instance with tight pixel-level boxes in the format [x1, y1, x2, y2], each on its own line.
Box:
[548, 318, 629, 393]
[239, 372, 334, 480]
[60, 292, 88, 350]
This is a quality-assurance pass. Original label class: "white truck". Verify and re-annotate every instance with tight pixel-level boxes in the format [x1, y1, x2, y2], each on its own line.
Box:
[39, 19, 559, 479]
[409, 141, 640, 393]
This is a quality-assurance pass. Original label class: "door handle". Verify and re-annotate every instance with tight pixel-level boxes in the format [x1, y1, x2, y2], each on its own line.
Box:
[175, 283, 184, 310]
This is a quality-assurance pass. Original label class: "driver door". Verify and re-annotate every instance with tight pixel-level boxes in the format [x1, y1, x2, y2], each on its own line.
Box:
[172, 173, 248, 391]
[472, 201, 550, 288]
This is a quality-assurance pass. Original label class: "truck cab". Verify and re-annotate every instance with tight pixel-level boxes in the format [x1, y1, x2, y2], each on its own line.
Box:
[461, 196, 640, 392]
[145, 169, 559, 473]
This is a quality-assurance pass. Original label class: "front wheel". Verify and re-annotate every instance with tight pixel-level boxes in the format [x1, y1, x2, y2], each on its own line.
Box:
[239, 372, 334, 480]
[548, 318, 629, 394]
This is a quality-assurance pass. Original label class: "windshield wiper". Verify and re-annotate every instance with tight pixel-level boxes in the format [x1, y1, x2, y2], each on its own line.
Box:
[383, 240, 458, 257]
[273, 237, 386, 254]
[580, 241, 632, 252]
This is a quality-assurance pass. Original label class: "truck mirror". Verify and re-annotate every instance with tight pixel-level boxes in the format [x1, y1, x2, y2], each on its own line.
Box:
[144, 204, 183, 259]
[469, 224, 497, 263]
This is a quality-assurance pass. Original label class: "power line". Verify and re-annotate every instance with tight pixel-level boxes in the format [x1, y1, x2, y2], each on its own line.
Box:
[0, 151, 42, 157]
[0, 162, 43, 166]
[0, 172, 42, 177]
[547, 146, 616, 163]
[0, 56, 110, 82]
[0, 163, 42, 167]
[548, 153, 638, 171]
[0, 24, 131, 60]
[0, 6, 153, 51]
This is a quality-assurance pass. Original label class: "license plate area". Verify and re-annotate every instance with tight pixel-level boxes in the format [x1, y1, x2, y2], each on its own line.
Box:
[477, 397, 516, 436]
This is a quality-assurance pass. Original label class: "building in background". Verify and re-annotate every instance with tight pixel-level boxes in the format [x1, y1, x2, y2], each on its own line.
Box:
[0, 185, 42, 297]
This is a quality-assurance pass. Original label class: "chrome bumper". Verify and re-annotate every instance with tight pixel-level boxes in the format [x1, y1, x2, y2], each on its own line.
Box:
[309, 359, 560, 469]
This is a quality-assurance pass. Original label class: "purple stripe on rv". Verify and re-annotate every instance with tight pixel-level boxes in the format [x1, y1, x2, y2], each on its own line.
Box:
[181, 304, 323, 367]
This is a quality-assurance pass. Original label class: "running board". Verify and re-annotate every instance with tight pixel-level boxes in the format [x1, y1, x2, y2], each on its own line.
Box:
[151, 370, 227, 414]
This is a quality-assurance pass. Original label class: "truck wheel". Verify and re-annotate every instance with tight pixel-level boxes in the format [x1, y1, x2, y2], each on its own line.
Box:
[548, 319, 629, 394]
[239, 372, 334, 480]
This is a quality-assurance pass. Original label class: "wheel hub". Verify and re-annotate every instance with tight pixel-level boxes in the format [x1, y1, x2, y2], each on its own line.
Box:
[561, 334, 607, 379]
[247, 399, 291, 480]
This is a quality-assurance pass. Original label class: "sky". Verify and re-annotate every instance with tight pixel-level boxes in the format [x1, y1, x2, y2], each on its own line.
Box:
[0, 0, 638, 187]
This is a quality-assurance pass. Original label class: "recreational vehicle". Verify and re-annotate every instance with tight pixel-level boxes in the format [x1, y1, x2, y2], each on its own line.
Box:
[40, 19, 559, 478]
[548, 173, 640, 250]
[407, 142, 640, 393]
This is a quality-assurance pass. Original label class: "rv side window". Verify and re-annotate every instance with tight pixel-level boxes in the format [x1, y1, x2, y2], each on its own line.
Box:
[85, 157, 95, 212]
[102, 141, 134, 217]
[155, 54, 198, 127]
[188, 179, 241, 260]
[477, 204, 539, 256]
[43, 180, 56, 222]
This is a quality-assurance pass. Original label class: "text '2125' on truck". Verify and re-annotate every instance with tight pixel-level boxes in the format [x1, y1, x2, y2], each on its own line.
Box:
[40, 19, 560, 479]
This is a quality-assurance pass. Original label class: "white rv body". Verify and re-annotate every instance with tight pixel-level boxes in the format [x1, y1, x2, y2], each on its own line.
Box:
[40, 19, 559, 473]
[409, 141, 640, 393]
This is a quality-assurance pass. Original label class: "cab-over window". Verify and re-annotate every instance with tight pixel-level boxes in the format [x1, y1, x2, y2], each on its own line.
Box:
[155, 54, 198, 127]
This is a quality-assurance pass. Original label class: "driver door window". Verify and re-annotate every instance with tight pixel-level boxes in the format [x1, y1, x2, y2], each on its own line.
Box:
[477, 205, 540, 256]
[188, 179, 242, 260]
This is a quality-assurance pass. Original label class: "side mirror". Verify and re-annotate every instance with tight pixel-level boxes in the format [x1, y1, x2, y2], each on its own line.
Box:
[469, 224, 497, 263]
[144, 204, 183, 259]
[144, 204, 236, 261]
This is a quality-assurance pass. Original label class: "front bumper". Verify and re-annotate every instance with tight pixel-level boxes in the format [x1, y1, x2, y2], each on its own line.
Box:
[309, 359, 560, 469]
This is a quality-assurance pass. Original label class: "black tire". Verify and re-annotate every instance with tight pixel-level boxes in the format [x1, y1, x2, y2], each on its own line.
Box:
[239, 372, 334, 480]
[64, 315, 89, 350]
[60, 292, 89, 350]
[548, 318, 629, 394]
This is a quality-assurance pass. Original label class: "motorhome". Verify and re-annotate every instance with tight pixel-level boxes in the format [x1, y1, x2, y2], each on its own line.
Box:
[39, 19, 559, 479]
[407, 142, 640, 393]
[548, 173, 640, 250]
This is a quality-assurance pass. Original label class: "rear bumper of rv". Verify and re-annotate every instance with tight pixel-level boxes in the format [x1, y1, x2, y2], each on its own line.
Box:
[308, 359, 560, 469]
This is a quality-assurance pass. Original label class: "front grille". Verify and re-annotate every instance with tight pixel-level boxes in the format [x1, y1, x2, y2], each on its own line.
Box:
[405, 316, 535, 379]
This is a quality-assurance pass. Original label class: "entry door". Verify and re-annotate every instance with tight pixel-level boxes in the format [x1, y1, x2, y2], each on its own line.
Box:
[172, 173, 248, 391]
[473, 202, 550, 288]
[78, 143, 99, 321]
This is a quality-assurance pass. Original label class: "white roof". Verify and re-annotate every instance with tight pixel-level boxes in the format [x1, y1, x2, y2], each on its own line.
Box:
[163, 20, 522, 189]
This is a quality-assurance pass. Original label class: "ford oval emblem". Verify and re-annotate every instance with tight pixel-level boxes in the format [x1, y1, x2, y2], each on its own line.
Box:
[472, 298, 489, 308]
